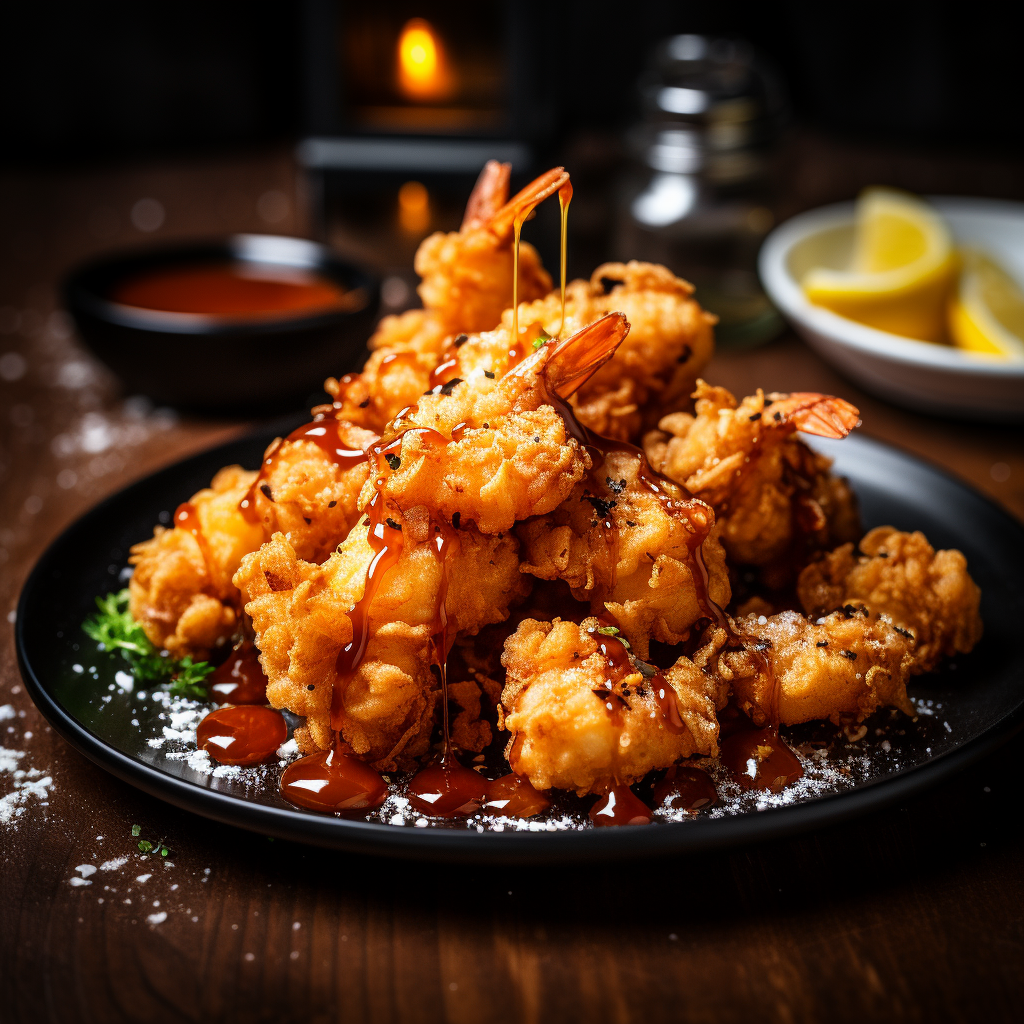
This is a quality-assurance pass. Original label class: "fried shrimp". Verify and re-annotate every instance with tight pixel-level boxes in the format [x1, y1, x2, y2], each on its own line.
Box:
[247, 419, 377, 564]
[327, 164, 564, 431]
[501, 617, 721, 794]
[416, 163, 560, 334]
[493, 262, 715, 440]
[717, 610, 915, 726]
[517, 444, 731, 659]
[364, 313, 630, 534]
[129, 466, 264, 658]
[645, 381, 862, 575]
[235, 521, 528, 767]
[796, 526, 983, 673]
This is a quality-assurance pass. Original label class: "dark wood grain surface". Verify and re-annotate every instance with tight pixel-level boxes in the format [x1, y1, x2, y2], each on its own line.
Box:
[1, 140, 1022, 1024]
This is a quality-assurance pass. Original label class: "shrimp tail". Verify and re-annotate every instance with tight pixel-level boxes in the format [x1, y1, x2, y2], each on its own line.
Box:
[489, 167, 570, 238]
[540, 312, 630, 399]
[765, 392, 862, 439]
[461, 160, 511, 231]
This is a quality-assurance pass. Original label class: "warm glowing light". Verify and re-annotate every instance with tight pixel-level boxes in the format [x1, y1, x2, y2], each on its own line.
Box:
[398, 181, 430, 235]
[397, 18, 453, 101]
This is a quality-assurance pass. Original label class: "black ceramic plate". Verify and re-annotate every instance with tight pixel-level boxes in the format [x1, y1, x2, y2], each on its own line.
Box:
[16, 422, 1024, 862]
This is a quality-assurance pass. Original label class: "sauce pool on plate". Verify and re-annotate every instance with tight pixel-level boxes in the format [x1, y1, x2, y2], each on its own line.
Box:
[111, 262, 355, 320]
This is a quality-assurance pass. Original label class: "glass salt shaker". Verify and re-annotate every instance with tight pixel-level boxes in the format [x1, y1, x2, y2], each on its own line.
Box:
[616, 35, 789, 348]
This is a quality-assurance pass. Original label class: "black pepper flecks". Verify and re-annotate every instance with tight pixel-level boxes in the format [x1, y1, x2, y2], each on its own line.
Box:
[606, 476, 626, 494]
[748, 412, 762, 422]
[328, 500, 337, 508]
[385, 517, 402, 531]
[451, 511, 461, 529]
[385, 453, 401, 471]
[584, 494, 617, 517]
[259, 483, 273, 501]
[439, 377, 463, 396]
[484, 370, 495, 379]
[841, 650, 857, 660]
[454, 333, 469, 347]
[359, 398, 370, 408]
[816, 640, 829, 648]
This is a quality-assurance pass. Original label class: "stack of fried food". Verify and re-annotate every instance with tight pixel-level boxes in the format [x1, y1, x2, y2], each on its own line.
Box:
[128, 163, 983, 805]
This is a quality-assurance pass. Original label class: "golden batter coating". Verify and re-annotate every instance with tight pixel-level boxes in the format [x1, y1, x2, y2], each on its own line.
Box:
[796, 526, 983, 673]
[502, 261, 715, 441]
[326, 311, 451, 432]
[128, 466, 264, 658]
[251, 421, 377, 564]
[721, 610, 915, 726]
[644, 381, 862, 574]
[327, 164, 561, 432]
[415, 163, 558, 335]
[501, 617, 721, 795]
[517, 447, 730, 659]
[235, 523, 529, 768]
[362, 314, 630, 534]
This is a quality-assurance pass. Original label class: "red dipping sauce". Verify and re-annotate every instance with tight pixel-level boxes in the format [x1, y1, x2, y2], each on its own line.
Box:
[111, 262, 353, 320]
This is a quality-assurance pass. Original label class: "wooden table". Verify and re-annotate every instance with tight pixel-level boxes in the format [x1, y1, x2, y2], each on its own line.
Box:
[1, 143, 1021, 1024]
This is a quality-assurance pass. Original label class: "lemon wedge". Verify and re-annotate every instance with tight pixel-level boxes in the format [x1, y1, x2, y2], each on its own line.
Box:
[948, 249, 1024, 361]
[803, 188, 956, 342]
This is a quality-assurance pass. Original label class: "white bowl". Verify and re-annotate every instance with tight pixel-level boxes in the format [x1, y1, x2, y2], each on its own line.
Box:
[759, 196, 1024, 421]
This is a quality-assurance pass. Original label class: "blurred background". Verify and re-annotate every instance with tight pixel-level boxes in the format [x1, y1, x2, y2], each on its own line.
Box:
[1, 0, 1022, 562]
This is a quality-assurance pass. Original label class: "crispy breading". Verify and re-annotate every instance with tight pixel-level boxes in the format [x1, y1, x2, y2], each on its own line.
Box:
[326, 311, 451, 432]
[235, 524, 529, 768]
[128, 465, 264, 658]
[720, 610, 915, 726]
[797, 526, 983, 673]
[644, 381, 861, 574]
[502, 262, 715, 440]
[516, 447, 731, 659]
[362, 315, 630, 534]
[325, 165, 560, 432]
[501, 617, 721, 794]
[251, 422, 377, 563]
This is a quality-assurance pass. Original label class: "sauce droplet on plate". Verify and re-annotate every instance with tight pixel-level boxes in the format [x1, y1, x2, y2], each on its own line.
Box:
[720, 724, 803, 792]
[652, 764, 718, 812]
[196, 705, 287, 766]
[483, 773, 551, 818]
[209, 641, 269, 705]
[588, 784, 653, 827]
[407, 760, 490, 818]
[280, 744, 388, 813]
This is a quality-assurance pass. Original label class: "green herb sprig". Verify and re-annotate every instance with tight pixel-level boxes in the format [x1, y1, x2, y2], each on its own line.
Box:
[83, 589, 214, 699]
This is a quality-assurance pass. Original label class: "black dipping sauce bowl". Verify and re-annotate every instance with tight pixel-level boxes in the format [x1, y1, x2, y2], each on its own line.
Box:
[63, 234, 380, 411]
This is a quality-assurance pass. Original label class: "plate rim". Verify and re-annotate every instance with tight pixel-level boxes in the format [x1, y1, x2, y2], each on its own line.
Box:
[15, 426, 1024, 863]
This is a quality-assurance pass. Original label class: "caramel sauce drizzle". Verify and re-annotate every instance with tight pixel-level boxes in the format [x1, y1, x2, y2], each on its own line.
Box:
[240, 418, 369, 524]
[330, 491, 404, 730]
[557, 180, 572, 339]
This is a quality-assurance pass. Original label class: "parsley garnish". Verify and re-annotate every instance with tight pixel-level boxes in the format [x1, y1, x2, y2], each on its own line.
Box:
[83, 589, 214, 699]
[595, 624, 631, 650]
[532, 331, 551, 351]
